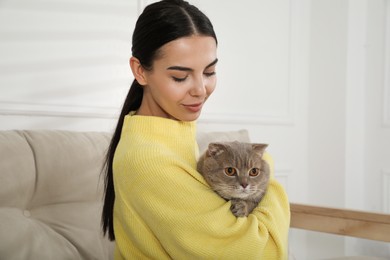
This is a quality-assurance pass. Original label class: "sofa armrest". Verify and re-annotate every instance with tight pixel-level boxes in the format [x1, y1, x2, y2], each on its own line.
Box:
[290, 203, 390, 242]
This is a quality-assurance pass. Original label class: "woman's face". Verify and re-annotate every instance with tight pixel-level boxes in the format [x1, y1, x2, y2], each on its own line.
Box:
[136, 35, 218, 121]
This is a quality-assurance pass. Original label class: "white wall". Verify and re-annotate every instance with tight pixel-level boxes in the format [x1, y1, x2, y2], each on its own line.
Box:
[307, 0, 390, 258]
[306, 0, 348, 257]
[0, 0, 135, 132]
[0, 0, 389, 258]
[345, 0, 390, 257]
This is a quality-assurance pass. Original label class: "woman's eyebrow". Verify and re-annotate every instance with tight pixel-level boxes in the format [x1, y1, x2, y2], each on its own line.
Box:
[167, 58, 218, 72]
[205, 58, 218, 69]
[167, 66, 192, 72]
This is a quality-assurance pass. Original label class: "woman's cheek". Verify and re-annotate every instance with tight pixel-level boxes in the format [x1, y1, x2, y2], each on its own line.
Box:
[206, 78, 217, 96]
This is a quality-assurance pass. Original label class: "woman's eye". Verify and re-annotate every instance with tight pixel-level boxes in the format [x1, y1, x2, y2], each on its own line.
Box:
[172, 76, 187, 82]
[249, 168, 259, 177]
[224, 167, 237, 176]
[204, 71, 216, 77]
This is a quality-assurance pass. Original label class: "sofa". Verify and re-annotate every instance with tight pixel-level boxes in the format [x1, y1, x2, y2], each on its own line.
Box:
[0, 129, 250, 260]
[2, 129, 388, 259]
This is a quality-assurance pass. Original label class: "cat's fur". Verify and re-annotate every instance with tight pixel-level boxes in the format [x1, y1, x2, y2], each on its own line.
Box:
[197, 141, 270, 217]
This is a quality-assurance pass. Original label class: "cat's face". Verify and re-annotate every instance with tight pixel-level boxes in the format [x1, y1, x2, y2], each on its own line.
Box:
[200, 141, 270, 200]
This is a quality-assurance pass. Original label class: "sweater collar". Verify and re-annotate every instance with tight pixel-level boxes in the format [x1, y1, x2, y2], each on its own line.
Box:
[123, 113, 197, 143]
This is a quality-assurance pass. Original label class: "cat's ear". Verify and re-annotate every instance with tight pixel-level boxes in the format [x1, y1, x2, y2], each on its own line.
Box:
[207, 143, 227, 157]
[252, 143, 268, 157]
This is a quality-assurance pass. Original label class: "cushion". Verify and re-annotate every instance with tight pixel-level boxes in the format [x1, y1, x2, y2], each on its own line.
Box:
[197, 129, 250, 154]
[0, 130, 113, 260]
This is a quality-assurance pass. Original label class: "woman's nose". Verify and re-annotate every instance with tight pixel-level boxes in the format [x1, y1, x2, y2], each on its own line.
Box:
[190, 76, 206, 97]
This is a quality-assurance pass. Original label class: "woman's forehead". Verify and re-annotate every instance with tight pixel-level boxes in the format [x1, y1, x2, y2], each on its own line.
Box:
[154, 35, 217, 68]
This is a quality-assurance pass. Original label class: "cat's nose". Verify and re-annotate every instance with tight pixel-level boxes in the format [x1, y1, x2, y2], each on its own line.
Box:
[241, 183, 248, 189]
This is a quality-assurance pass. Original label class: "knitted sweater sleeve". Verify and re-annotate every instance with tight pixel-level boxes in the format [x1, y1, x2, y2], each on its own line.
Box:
[114, 148, 290, 259]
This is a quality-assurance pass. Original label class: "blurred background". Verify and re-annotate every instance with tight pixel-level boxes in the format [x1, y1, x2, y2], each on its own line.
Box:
[0, 0, 389, 258]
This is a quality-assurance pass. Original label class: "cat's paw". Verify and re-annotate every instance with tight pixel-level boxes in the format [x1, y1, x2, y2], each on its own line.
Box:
[230, 199, 249, 217]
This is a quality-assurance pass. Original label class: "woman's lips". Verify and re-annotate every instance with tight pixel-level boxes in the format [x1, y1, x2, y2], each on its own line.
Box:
[183, 102, 203, 112]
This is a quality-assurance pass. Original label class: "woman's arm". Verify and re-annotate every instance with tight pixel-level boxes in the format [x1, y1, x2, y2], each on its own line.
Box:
[251, 153, 290, 259]
[114, 151, 290, 259]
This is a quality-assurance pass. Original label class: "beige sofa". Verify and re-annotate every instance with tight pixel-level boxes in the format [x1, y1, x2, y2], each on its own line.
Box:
[0, 130, 114, 259]
[0, 129, 250, 260]
[4, 129, 387, 259]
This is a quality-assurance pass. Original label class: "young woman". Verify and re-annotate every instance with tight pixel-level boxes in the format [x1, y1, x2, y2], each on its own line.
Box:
[102, 0, 290, 259]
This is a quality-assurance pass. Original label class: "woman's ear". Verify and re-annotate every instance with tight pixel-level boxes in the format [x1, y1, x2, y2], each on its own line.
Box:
[129, 57, 147, 85]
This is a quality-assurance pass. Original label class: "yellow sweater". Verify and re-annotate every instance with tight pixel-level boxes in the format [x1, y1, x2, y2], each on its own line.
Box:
[113, 114, 290, 260]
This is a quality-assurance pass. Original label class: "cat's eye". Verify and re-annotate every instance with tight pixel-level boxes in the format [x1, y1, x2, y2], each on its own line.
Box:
[224, 167, 237, 176]
[249, 168, 260, 177]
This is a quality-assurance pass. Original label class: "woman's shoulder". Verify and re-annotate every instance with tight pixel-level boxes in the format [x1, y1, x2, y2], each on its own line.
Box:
[262, 152, 274, 176]
[262, 152, 273, 165]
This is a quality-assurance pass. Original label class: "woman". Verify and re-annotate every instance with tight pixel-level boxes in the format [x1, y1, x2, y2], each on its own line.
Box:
[102, 0, 290, 259]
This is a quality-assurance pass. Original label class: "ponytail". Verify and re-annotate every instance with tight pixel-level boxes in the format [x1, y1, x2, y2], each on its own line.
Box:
[101, 80, 143, 241]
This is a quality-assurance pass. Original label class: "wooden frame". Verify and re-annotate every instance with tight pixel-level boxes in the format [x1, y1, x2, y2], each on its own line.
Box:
[290, 203, 390, 242]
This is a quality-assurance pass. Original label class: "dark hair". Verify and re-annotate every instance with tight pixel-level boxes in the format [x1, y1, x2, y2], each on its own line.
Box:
[102, 0, 217, 241]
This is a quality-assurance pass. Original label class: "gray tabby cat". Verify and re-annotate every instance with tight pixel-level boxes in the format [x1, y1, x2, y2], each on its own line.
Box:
[197, 141, 270, 217]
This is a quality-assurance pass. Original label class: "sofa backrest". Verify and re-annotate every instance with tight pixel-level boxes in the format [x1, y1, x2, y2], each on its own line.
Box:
[0, 130, 114, 260]
[0, 129, 249, 259]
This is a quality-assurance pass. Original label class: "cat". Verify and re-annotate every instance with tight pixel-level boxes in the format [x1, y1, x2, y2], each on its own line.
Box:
[197, 141, 270, 217]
